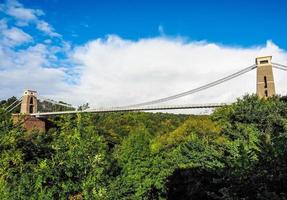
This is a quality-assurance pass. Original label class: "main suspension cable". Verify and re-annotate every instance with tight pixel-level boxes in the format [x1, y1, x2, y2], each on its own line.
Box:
[272, 62, 287, 69]
[119, 64, 257, 108]
[273, 65, 287, 72]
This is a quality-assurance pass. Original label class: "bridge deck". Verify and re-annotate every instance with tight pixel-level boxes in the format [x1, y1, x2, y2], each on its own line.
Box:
[31, 103, 229, 117]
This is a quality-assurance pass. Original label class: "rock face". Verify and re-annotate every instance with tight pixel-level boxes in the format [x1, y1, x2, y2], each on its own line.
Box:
[12, 114, 46, 132]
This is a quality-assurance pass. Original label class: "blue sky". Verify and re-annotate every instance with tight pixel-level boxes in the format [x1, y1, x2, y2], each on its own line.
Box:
[17, 0, 287, 49]
[1, 0, 287, 107]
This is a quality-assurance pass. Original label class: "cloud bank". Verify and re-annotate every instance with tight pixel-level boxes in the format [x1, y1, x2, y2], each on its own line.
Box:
[1, 0, 287, 113]
[66, 36, 287, 108]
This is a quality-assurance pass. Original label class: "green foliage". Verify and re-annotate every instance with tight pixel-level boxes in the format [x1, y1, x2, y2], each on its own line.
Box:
[213, 95, 287, 159]
[0, 111, 111, 199]
[1, 95, 287, 199]
[109, 127, 176, 200]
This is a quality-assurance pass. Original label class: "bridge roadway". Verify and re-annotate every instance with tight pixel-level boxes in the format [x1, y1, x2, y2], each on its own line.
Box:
[31, 103, 229, 117]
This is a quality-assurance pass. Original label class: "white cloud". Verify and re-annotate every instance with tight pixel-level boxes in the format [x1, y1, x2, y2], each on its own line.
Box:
[0, 43, 71, 99]
[2, 27, 32, 46]
[7, 7, 38, 22]
[5, 0, 43, 26]
[36, 20, 61, 37]
[1, 0, 60, 37]
[0, 18, 32, 47]
[61, 36, 287, 109]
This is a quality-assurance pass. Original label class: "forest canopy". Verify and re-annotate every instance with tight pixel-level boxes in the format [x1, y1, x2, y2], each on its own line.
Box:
[1, 95, 287, 199]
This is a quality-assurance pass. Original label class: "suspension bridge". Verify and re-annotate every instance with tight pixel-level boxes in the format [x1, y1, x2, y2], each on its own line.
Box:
[5, 56, 287, 119]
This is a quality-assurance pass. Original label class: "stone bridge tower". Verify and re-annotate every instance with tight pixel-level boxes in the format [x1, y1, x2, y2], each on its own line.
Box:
[256, 56, 276, 98]
[13, 90, 45, 132]
[20, 90, 38, 114]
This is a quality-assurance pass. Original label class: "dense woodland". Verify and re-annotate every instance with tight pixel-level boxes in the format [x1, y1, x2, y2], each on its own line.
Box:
[1, 95, 287, 199]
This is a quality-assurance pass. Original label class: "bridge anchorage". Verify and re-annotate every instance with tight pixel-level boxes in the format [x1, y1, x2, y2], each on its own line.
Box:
[9, 56, 287, 131]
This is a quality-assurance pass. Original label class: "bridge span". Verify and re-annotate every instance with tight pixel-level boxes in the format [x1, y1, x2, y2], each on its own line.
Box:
[31, 103, 228, 117]
[6, 56, 287, 117]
